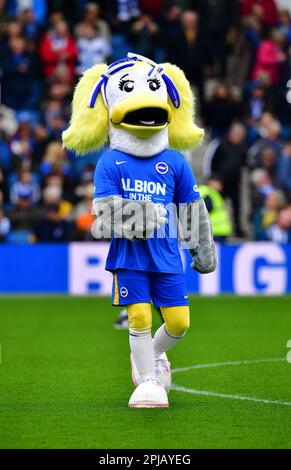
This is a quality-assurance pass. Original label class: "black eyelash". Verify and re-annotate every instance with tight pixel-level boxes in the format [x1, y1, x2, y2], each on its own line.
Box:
[148, 78, 161, 86]
[119, 79, 134, 90]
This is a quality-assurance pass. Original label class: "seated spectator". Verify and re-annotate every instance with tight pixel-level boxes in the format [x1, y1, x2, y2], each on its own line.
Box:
[76, 2, 110, 41]
[250, 168, 275, 211]
[195, 0, 239, 78]
[5, 19, 22, 40]
[252, 29, 287, 86]
[46, 80, 72, 117]
[252, 189, 286, 239]
[7, 193, 42, 233]
[162, 4, 182, 38]
[260, 205, 291, 242]
[0, 0, 12, 38]
[205, 83, 239, 138]
[259, 145, 278, 178]
[33, 203, 74, 242]
[199, 176, 233, 242]
[39, 20, 77, 82]
[115, 0, 140, 23]
[9, 117, 38, 170]
[44, 99, 63, 126]
[47, 109, 66, 140]
[129, 14, 160, 59]
[166, 10, 212, 108]
[47, 9, 65, 29]
[277, 141, 291, 198]
[0, 204, 11, 242]
[247, 119, 283, 168]
[40, 141, 75, 181]
[19, 7, 40, 40]
[256, 110, 277, 134]
[74, 183, 93, 217]
[76, 22, 111, 76]
[42, 185, 73, 220]
[16, 0, 47, 25]
[243, 80, 275, 125]
[73, 183, 95, 240]
[240, 0, 278, 28]
[10, 169, 40, 205]
[0, 35, 41, 111]
[0, 103, 18, 136]
[205, 123, 247, 236]
[277, 9, 291, 44]
[77, 164, 95, 185]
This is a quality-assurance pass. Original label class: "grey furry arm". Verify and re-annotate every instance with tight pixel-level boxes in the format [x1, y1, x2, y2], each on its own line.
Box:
[92, 195, 167, 240]
[179, 199, 217, 274]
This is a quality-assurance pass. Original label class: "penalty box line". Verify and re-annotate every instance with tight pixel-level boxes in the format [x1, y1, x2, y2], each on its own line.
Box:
[171, 357, 291, 407]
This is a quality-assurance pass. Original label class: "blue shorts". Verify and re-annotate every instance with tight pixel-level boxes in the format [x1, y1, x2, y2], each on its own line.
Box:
[112, 269, 189, 307]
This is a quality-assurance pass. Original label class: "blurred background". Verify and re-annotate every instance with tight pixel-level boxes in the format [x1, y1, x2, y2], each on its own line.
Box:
[0, 0, 290, 294]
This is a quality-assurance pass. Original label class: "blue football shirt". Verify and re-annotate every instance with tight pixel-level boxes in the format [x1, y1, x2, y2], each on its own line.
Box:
[94, 149, 200, 273]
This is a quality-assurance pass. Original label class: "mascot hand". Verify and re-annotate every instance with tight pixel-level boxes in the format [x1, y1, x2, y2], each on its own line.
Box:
[190, 241, 217, 274]
[182, 198, 217, 274]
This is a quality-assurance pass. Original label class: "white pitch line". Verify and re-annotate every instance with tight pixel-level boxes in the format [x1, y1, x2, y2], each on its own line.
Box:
[172, 357, 285, 374]
[171, 384, 291, 407]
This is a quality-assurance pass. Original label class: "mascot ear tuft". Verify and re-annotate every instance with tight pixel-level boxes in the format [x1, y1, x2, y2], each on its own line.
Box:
[161, 63, 204, 151]
[62, 64, 109, 155]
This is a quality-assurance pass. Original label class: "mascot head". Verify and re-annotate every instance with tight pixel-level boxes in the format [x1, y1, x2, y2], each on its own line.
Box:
[62, 53, 204, 157]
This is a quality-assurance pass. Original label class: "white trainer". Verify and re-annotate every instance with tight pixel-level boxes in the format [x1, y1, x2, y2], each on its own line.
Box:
[155, 354, 171, 393]
[128, 377, 169, 408]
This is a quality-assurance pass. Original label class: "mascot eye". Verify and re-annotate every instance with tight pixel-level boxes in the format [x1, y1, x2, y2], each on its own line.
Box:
[148, 79, 161, 91]
[119, 80, 134, 92]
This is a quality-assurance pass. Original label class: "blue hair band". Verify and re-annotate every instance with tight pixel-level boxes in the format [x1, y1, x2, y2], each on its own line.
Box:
[108, 57, 137, 70]
[161, 73, 181, 109]
[88, 74, 108, 108]
[88, 55, 181, 109]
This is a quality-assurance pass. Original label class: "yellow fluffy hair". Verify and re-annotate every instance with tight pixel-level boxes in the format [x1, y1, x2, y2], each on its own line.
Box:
[62, 62, 204, 155]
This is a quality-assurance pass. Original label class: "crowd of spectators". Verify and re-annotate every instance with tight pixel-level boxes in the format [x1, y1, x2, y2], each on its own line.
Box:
[0, 0, 291, 243]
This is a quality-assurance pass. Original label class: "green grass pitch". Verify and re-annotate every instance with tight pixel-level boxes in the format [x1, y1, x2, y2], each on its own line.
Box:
[1, 295, 291, 449]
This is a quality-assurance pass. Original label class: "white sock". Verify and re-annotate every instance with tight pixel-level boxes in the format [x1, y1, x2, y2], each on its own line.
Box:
[153, 324, 184, 359]
[129, 328, 155, 379]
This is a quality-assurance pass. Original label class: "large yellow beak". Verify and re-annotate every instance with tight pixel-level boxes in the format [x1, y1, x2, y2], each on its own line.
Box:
[110, 92, 172, 138]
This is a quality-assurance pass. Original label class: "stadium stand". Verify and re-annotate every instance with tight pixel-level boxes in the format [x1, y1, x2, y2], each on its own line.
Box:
[0, 0, 290, 243]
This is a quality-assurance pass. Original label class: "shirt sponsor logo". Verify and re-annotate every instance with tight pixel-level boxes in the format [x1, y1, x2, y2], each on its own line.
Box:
[156, 162, 169, 175]
[121, 178, 166, 196]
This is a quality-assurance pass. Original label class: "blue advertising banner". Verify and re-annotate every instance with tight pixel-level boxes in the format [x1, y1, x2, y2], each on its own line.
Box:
[183, 243, 291, 295]
[0, 242, 290, 295]
[0, 244, 68, 293]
